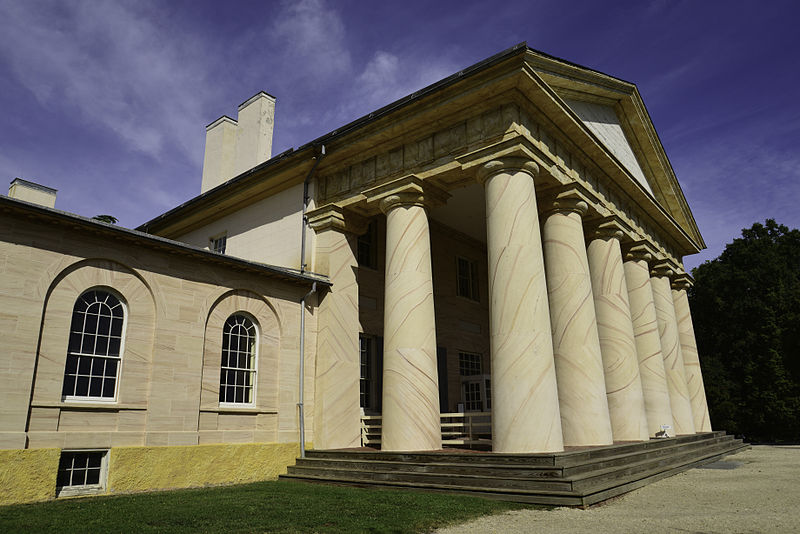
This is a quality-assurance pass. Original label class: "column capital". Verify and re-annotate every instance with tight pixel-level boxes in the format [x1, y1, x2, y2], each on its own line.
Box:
[476, 157, 539, 184]
[622, 240, 659, 263]
[543, 186, 592, 217]
[671, 273, 694, 291]
[364, 175, 449, 214]
[307, 204, 368, 234]
[586, 216, 630, 241]
[650, 260, 674, 278]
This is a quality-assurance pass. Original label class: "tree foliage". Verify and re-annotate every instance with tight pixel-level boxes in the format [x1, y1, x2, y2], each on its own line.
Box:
[92, 214, 118, 224]
[690, 220, 800, 441]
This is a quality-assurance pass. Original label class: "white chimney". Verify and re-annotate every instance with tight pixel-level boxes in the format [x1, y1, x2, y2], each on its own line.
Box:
[200, 91, 276, 194]
[8, 178, 57, 208]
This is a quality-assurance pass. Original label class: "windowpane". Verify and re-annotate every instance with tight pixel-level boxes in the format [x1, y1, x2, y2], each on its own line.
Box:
[456, 257, 479, 301]
[89, 377, 102, 397]
[62, 290, 124, 400]
[219, 314, 257, 404]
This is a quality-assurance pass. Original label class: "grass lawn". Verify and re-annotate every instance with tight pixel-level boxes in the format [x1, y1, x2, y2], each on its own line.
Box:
[0, 480, 536, 533]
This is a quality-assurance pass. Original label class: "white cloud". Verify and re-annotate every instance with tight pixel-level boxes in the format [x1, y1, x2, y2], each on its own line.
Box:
[0, 1, 214, 164]
[329, 49, 460, 125]
[268, 0, 352, 84]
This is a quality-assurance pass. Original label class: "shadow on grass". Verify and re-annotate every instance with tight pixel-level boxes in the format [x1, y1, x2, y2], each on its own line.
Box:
[0, 480, 541, 533]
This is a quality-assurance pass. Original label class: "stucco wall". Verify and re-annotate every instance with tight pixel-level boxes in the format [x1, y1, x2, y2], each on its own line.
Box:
[0, 443, 301, 505]
[176, 183, 309, 270]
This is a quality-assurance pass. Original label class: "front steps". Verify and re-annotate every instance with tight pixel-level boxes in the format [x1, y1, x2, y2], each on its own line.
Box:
[280, 431, 748, 506]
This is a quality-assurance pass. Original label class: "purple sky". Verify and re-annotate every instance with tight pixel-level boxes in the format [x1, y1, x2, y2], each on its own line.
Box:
[1, 0, 798, 271]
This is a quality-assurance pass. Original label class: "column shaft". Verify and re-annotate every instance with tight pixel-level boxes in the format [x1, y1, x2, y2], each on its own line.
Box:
[481, 160, 563, 453]
[313, 229, 361, 449]
[543, 205, 613, 447]
[381, 202, 441, 451]
[651, 273, 695, 434]
[673, 287, 712, 432]
[624, 256, 674, 436]
[587, 235, 649, 442]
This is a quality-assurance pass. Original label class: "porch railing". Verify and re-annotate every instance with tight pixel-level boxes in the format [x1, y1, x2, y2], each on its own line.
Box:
[360, 412, 492, 449]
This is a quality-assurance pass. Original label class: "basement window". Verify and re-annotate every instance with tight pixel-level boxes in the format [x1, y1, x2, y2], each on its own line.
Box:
[56, 450, 108, 497]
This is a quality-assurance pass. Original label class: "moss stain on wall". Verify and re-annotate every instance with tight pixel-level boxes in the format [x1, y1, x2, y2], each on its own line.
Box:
[108, 442, 300, 493]
[0, 449, 60, 505]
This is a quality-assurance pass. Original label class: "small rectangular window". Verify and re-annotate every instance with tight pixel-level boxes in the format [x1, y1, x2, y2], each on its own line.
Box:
[357, 222, 378, 269]
[360, 335, 372, 409]
[57, 450, 108, 496]
[211, 233, 227, 254]
[456, 257, 479, 301]
[458, 351, 482, 376]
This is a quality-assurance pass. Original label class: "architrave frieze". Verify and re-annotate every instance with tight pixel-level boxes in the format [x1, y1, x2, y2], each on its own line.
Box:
[363, 175, 450, 215]
[314, 92, 695, 266]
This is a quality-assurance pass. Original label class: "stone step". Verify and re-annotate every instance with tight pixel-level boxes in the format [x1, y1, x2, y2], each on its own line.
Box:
[286, 437, 744, 494]
[562, 434, 738, 476]
[292, 457, 564, 478]
[282, 432, 748, 506]
[304, 431, 725, 467]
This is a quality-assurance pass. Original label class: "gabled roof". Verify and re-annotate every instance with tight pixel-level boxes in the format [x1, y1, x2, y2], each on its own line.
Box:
[523, 49, 704, 247]
[139, 44, 704, 252]
[0, 195, 329, 287]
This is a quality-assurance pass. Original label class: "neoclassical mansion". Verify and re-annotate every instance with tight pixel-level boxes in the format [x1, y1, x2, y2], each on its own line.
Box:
[0, 44, 711, 503]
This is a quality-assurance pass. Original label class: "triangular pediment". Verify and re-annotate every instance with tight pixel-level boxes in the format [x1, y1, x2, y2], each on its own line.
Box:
[522, 49, 704, 249]
[561, 98, 653, 195]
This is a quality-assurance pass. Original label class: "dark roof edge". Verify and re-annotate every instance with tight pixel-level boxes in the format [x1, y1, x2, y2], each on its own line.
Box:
[137, 43, 635, 233]
[136, 43, 531, 232]
[0, 195, 329, 287]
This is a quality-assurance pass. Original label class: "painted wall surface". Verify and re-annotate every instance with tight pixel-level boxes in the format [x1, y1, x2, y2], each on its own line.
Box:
[0, 210, 316, 451]
[564, 99, 653, 196]
[0, 443, 299, 505]
[177, 183, 307, 269]
[108, 442, 300, 493]
[0, 449, 60, 505]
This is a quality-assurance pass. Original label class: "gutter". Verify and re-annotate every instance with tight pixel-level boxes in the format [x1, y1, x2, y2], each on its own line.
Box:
[297, 144, 325, 458]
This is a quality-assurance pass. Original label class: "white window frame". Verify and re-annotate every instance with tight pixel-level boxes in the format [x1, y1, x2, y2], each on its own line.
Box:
[219, 313, 259, 407]
[62, 288, 127, 403]
[56, 449, 109, 497]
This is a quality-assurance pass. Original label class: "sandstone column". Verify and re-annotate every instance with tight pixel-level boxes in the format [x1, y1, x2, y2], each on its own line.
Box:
[368, 178, 445, 451]
[623, 245, 674, 436]
[477, 158, 563, 453]
[308, 206, 364, 449]
[542, 192, 613, 447]
[673, 276, 712, 432]
[586, 221, 649, 442]
[651, 263, 695, 435]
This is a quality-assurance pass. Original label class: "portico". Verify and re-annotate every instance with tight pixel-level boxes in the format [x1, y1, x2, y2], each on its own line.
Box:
[308, 155, 711, 454]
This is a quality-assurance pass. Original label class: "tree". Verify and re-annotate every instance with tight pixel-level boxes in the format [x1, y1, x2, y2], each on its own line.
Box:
[92, 214, 118, 224]
[690, 219, 800, 442]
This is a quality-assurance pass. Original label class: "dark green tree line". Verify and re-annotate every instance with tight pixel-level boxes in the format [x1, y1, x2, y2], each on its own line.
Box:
[690, 219, 800, 441]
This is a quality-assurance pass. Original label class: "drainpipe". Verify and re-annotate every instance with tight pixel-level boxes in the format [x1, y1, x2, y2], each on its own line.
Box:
[300, 144, 325, 273]
[298, 281, 316, 458]
[298, 144, 325, 458]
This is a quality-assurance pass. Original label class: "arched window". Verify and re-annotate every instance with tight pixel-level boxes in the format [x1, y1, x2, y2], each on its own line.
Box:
[62, 290, 125, 400]
[219, 314, 258, 404]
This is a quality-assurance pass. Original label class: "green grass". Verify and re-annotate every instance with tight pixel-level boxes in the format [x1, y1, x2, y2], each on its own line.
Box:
[0, 480, 537, 533]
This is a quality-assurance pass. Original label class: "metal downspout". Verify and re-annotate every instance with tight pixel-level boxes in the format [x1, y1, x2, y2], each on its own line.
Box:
[298, 144, 325, 458]
[298, 281, 316, 458]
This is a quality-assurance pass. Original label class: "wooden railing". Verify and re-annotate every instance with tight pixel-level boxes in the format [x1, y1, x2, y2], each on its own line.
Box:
[360, 412, 492, 449]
